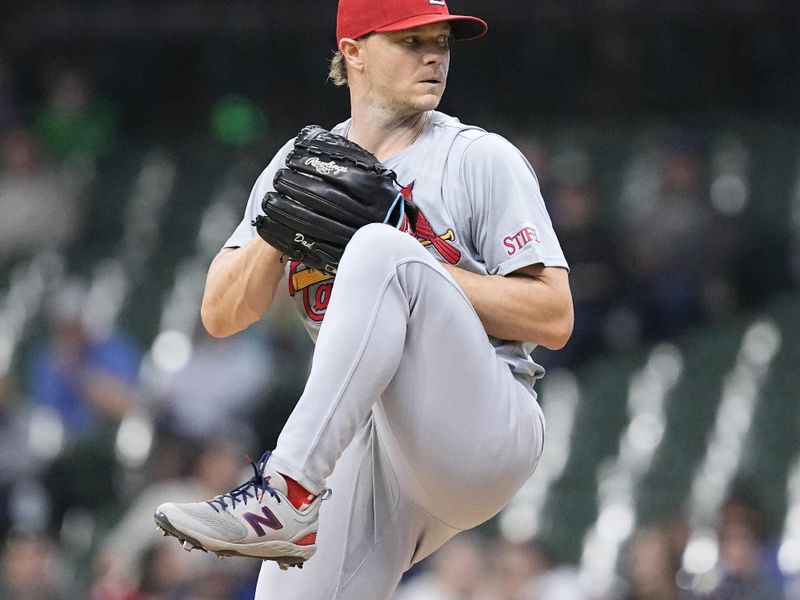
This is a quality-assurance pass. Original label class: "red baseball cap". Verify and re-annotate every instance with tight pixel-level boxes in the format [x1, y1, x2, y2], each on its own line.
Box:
[337, 0, 488, 43]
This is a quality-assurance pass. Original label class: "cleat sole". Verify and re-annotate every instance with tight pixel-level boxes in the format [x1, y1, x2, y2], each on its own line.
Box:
[154, 510, 314, 565]
[276, 558, 304, 570]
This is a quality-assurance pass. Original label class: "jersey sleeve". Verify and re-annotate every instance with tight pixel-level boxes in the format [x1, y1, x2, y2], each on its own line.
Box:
[462, 133, 569, 276]
[224, 138, 295, 249]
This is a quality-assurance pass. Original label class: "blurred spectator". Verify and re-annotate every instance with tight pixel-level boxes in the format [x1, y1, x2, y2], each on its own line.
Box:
[28, 278, 142, 437]
[92, 435, 259, 599]
[706, 482, 785, 600]
[518, 138, 626, 368]
[144, 325, 273, 442]
[250, 291, 314, 451]
[0, 371, 54, 538]
[543, 156, 623, 367]
[615, 525, 696, 600]
[514, 135, 554, 202]
[132, 539, 257, 600]
[134, 541, 195, 600]
[394, 533, 486, 600]
[24, 278, 143, 534]
[524, 539, 586, 600]
[0, 532, 69, 600]
[34, 64, 116, 166]
[0, 374, 39, 480]
[0, 126, 84, 262]
[617, 128, 732, 341]
[0, 54, 22, 132]
[475, 540, 539, 600]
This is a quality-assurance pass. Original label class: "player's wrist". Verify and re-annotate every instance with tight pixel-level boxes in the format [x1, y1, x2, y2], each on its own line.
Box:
[251, 234, 286, 262]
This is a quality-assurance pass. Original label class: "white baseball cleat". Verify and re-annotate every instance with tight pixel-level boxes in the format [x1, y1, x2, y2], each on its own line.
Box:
[154, 451, 329, 569]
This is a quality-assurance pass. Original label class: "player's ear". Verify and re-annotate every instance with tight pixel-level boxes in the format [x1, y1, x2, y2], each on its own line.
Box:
[339, 37, 365, 73]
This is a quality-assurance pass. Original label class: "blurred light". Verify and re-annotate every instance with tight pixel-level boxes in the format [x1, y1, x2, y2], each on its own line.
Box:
[0, 332, 13, 377]
[28, 406, 65, 460]
[500, 369, 580, 541]
[687, 318, 778, 527]
[677, 567, 722, 596]
[682, 532, 719, 575]
[138, 152, 176, 198]
[138, 353, 169, 397]
[710, 174, 748, 215]
[32, 251, 67, 283]
[597, 503, 634, 543]
[9, 479, 51, 533]
[499, 504, 537, 543]
[626, 413, 664, 453]
[151, 329, 192, 373]
[115, 412, 155, 469]
[792, 178, 800, 231]
[198, 200, 240, 258]
[84, 259, 128, 339]
[787, 504, 800, 533]
[539, 369, 580, 477]
[779, 537, 800, 575]
[123, 152, 177, 273]
[627, 376, 664, 415]
[706, 444, 738, 475]
[60, 507, 95, 554]
[649, 343, 683, 387]
[211, 94, 266, 146]
[159, 260, 205, 335]
[741, 319, 781, 367]
[579, 528, 618, 597]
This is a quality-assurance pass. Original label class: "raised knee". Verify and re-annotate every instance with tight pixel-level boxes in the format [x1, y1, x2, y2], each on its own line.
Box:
[338, 224, 425, 275]
[349, 222, 406, 248]
[346, 223, 419, 257]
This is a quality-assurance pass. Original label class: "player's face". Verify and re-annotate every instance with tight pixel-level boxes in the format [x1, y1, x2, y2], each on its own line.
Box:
[362, 23, 451, 115]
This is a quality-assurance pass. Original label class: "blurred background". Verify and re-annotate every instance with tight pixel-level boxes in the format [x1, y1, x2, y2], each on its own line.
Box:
[0, 1, 799, 599]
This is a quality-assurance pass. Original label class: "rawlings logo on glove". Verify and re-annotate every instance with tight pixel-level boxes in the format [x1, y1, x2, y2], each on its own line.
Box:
[304, 157, 349, 176]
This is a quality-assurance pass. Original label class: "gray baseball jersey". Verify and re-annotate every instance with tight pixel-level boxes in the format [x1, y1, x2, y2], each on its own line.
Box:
[226, 110, 568, 389]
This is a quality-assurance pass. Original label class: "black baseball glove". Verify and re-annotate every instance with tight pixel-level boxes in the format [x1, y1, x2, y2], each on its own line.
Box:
[252, 125, 417, 275]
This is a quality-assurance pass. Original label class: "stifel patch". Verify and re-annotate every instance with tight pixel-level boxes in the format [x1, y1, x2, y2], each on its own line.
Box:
[503, 224, 541, 256]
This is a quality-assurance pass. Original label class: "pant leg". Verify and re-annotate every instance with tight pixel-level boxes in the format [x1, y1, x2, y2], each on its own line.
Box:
[270, 224, 543, 504]
[263, 224, 545, 597]
[254, 416, 460, 600]
[372, 257, 545, 530]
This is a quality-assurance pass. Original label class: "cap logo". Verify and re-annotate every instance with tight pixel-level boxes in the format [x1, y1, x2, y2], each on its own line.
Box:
[429, 0, 447, 5]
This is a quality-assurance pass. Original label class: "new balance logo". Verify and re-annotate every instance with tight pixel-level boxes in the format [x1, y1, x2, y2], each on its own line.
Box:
[243, 507, 283, 536]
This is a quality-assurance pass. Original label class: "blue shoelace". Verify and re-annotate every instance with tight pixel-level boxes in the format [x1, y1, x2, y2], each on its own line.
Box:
[206, 450, 282, 512]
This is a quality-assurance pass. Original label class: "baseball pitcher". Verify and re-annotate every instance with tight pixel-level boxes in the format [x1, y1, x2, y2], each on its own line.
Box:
[154, 0, 573, 598]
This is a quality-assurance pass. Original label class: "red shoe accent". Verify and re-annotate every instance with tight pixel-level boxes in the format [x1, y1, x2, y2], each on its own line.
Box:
[294, 532, 317, 546]
[283, 475, 316, 510]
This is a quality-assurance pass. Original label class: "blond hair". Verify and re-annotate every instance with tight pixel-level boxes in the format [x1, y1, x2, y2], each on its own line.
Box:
[328, 50, 348, 87]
